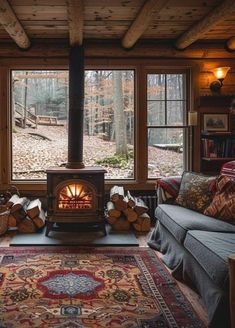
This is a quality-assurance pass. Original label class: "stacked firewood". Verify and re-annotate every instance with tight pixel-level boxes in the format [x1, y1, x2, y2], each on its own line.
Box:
[5, 194, 45, 233]
[106, 186, 151, 232]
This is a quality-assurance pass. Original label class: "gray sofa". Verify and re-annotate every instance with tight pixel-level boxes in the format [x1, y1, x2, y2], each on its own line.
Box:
[148, 201, 235, 327]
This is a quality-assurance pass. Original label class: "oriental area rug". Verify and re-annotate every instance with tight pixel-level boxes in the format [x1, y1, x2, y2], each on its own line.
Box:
[0, 247, 205, 328]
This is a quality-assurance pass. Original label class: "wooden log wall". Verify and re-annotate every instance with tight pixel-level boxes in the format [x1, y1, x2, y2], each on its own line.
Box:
[0, 39, 235, 192]
[0, 40, 234, 96]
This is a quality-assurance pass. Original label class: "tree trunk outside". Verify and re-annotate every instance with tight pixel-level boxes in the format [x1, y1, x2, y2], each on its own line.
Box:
[23, 72, 28, 128]
[112, 71, 127, 155]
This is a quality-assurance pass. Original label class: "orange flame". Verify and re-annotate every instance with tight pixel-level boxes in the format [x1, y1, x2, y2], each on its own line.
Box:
[58, 183, 93, 209]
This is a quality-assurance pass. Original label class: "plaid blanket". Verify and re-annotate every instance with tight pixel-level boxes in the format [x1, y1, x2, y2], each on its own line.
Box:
[156, 176, 182, 203]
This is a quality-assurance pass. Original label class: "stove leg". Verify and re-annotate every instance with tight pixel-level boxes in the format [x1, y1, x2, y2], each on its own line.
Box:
[45, 221, 53, 236]
[102, 222, 107, 236]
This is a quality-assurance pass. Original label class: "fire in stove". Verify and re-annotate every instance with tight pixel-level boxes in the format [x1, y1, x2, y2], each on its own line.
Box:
[57, 182, 94, 210]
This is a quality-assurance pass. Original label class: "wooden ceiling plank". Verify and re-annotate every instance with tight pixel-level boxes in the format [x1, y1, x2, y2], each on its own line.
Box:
[67, 0, 83, 46]
[175, 0, 235, 50]
[0, 0, 30, 49]
[121, 0, 167, 49]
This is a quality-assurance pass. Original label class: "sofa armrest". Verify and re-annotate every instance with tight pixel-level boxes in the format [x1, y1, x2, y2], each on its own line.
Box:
[229, 254, 235, 328]
[156, 176, 182, 204]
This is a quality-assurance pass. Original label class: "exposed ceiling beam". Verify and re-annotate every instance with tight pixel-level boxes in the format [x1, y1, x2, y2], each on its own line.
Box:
[175, 0, 235, 50]
[67, 0, 83, 46]
[121, 0, 167, 49]
[0, 0, 30, 49]
[227, 36, 235, 51]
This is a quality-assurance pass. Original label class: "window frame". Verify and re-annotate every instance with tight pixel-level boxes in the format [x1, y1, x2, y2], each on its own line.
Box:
[0, 58, 197, 193]
[145, 69, 191, 179]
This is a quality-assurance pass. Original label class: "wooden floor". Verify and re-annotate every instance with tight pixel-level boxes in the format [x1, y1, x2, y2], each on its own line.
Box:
[0, 229, 209, 327]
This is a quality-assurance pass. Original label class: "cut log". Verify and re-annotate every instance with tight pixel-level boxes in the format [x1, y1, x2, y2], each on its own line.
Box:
[8, 214, 17, 228]
[110, 186, 125, 202]
[6, 194, 20, 208]
[107, 201, 121, 218]
[31, 208, 45, 229]
[123, 207, 138, 222]
[18, 216, 37, 233]
[0, 213, 9, 235]
[133, 213, 151, 232]
[112, 216, 130, 231]
[126, 191, 136, 208]
[12, 208, 26, 223]
[10, 196, 30, 213]
[106, 215, 118, 225]
[26, 199, 41, 219]
[114, 198, 128, 211]
[134, 197, 148, 216]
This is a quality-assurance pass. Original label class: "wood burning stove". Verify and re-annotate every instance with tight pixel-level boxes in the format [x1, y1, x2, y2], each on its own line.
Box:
[46, 45, 106, 236]
[46, 167, 106, 236]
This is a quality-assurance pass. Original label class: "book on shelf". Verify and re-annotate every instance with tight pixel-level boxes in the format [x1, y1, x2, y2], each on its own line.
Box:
[201, 137, 235, 158]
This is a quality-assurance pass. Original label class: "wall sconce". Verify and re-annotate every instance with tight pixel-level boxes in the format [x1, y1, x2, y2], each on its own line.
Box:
[188, 111, 198, 126]
[210, 67, 231, 92]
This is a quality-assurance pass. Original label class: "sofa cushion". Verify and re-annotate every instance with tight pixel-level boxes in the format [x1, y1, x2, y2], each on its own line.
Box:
[175, 171, 216, 213]
[204, 175, 235, 223]
[184, 230, 235, 288]
[155, 204, 235, 244]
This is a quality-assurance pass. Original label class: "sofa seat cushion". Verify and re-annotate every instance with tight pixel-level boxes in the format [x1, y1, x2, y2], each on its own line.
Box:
[155, 204, 235, 244]
[184, 230, 235, 288]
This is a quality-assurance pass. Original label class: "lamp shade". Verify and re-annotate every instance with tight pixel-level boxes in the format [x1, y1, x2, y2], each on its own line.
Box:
[211, 67, 231, 80]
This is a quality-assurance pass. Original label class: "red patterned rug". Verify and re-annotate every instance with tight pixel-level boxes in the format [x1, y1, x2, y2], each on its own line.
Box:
[0, 247, 205, 328]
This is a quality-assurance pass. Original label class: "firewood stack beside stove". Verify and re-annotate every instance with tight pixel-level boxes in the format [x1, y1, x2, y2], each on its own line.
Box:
[106, 186, 151, 232]
[2, 194, 45, 233]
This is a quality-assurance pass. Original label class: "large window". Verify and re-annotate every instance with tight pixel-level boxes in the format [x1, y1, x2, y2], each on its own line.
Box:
[147, 73, 188, 178]
[11, 70, 134, 180]
[5, 64, 192, 189]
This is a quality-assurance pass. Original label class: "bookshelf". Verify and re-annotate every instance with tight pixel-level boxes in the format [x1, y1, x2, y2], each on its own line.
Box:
[193, 96, 235, 175]
[200, 131, 235, 174]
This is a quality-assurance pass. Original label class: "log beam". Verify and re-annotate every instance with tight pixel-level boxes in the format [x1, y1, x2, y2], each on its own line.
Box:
[121, 0, 166, 49]
[0, 0, 30, 49]
[227, 36, 235, 51]
[67, 0, 83, 46]
[175, 0, 235, 50]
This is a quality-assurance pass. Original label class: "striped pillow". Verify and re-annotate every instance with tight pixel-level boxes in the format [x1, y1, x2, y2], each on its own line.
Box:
[204, 175, 235, 223]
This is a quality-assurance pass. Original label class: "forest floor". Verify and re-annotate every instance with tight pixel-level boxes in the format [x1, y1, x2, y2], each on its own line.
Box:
[12, 124, 183, 180]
